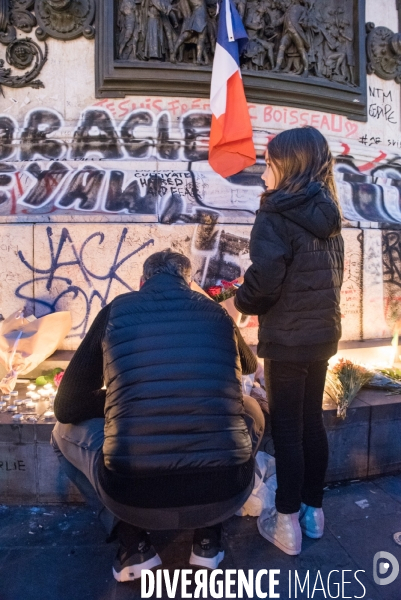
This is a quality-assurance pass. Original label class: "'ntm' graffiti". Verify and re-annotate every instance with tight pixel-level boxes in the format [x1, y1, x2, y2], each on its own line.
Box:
[16, 227, 155, 338]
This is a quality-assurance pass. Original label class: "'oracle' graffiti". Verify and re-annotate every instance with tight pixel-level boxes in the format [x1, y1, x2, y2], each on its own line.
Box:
[0, 108, 212, 162]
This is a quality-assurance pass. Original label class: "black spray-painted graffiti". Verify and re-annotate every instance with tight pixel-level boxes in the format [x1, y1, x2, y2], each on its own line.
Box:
[14, 223, 255, 339]
[0, 162, 261, 221]
[383, 230, 401, 323]
[0, 108, 212, 162]
[2, 107, 401, 226]
[0, 460, 26, 471]
[16, 227, 155, 338]
[336, 160, 401, 224]
[368, 86, 397, 125]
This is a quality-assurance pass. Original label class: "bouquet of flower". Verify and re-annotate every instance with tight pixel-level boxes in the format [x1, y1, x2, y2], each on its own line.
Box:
[35, 368, 65, 387]
[325, 359, 373, 419]
[206, 279, 241, 303]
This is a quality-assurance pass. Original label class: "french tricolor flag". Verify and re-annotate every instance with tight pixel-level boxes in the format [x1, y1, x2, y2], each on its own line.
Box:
[208, 0, 256, 178]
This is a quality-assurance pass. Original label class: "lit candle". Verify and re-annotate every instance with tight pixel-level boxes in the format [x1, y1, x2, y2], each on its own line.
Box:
[10, 391, 18, 398]
[25, 400, 35, 409]
[0, 400, 7, 410]
[43, 383, 53, 390]
[43, 410, 55, 419]
[38, 389, 48, 398]
[31, 393, 41, 401]
[7, 405, 17, 412]
[1, 395, 11, 402]
[15, 399, 24, 406]
[12, 413, 24, 422]
[27, 383, 36, 391]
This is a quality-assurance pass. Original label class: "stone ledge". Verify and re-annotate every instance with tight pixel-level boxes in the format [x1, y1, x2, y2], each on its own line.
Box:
[323, 389, 401, 482]
[1, 386, 400, 504]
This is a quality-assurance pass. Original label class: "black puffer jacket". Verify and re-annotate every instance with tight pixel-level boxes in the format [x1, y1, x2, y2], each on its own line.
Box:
[235, 183, 344, 361]
[102, 273, 252, 475]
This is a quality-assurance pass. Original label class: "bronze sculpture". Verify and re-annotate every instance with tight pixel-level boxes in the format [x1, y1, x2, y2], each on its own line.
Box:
[115, 0, 357, 88]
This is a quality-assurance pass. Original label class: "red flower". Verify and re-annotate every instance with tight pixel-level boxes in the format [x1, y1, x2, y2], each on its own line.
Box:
[221, 279, 239, 289]
[207, 286, 223, 297]
[54, 371, 65, 388]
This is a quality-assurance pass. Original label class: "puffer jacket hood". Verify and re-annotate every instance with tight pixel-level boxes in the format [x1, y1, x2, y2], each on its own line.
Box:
[260, 182, 341, 240]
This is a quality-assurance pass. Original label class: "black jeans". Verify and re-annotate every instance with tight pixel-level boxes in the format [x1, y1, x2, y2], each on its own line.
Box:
[264, 359, 329, 514]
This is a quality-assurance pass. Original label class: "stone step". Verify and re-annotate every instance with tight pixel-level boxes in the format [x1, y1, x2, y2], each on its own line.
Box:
[0, 384, 400, 504]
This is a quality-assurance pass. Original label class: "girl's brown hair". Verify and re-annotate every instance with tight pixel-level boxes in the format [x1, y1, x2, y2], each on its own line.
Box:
[261, 126, 340, 209]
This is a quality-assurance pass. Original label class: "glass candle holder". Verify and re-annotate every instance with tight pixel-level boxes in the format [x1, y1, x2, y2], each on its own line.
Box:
[7, 405, 17, 412]
[10, 391, 18, 398]
[12, 413, 24, 422]
[27, 383, 36, 391]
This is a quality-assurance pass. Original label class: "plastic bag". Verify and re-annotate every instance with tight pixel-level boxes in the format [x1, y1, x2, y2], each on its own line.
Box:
[242, 373, 255, 396]
[236, 452, 277, 517]
[0, 310, 72, 393]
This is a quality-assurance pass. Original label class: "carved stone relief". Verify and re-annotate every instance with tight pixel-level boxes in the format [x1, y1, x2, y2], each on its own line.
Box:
[0, 0, 95, 92]
[35, 0, 95, 41]
[0, 1, 48, 93]
[366, 22, 401, 83]
[115, 0, 358, 88]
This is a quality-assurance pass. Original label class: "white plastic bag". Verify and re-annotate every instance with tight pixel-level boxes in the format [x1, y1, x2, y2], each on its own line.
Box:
[242, 373, 255, 396]
[236, 452, 277, 517]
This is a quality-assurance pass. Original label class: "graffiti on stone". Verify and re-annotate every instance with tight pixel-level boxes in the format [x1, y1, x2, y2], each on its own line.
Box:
[12, 223, 257, 347]
[383, 230, 401, 326]
[16, 226, 155, 340]
[340, 229, 363, 341]
[367, 85, 398, 128]
[0, 106, 401, 225]
[0, 460, 26, 471]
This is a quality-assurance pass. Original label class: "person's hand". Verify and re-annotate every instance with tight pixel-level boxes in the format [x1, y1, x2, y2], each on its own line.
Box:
[220, 295, 242, 325]
[235, 276, 244, 285]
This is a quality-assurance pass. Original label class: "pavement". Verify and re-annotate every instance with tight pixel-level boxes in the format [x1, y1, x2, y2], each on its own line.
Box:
[1, 474, 401, 600]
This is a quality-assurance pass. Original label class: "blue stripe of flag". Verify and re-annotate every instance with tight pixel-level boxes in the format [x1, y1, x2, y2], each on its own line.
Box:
[216, 0, 248, 64]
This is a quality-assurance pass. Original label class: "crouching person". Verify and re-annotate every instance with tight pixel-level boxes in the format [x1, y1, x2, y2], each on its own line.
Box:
[51, 250, 264, 582]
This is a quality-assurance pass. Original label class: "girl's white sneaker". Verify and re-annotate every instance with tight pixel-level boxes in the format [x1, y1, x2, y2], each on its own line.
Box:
[257, 508, 302, 555]
[299, 503, 324, 539]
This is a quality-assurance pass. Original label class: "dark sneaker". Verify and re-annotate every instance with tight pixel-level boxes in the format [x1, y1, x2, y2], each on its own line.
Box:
[112, 532, 162, 582]
[189, 527, 225, 570]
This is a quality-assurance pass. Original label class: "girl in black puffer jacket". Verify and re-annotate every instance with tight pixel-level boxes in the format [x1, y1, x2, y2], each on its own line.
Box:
[235, 126, 344, 556]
